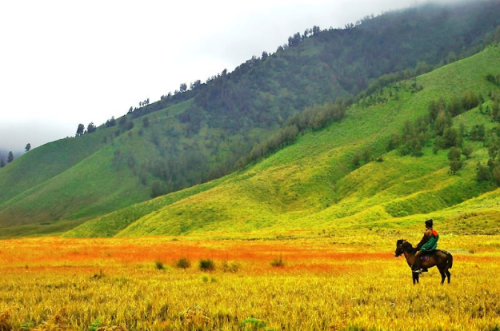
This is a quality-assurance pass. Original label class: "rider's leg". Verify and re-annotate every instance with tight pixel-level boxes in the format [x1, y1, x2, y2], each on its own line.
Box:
[413, 250, 422, 273]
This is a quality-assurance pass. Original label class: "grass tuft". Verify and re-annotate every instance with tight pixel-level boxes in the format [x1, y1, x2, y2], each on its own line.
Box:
[176, 257, 191, 269]
[199, 259, 215, 272]
[0, 310, 11, 331]
[223, 261, 240, 273]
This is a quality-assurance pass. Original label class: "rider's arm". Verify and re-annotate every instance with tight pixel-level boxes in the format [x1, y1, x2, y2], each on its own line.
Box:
[416, 229, 431, 250]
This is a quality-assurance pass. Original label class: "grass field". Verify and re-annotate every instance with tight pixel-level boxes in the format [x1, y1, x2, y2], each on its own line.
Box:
[1, 236, 500, 330]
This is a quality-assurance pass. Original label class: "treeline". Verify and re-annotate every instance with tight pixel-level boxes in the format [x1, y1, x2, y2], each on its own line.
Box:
[477, 134, 500, 185]
[477, 88, 500, 184]
[125, 100, 347, 198]
[356, 66, 429, 105]
[75, 1, 500, 143]
[388, 89, 487, 158]
[236, 101, 347, 168]
[386, 77, 500, 184]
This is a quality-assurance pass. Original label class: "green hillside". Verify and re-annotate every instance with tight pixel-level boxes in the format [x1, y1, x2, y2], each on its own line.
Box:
[66, 45, 500, 238]
[1, 1, 500, 238]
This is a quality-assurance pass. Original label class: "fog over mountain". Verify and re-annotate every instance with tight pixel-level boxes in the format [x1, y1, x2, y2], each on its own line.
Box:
[0, 0, 469, 151]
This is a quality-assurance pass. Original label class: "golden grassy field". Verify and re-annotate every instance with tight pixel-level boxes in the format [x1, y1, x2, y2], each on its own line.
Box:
[1, 235, 500, 331]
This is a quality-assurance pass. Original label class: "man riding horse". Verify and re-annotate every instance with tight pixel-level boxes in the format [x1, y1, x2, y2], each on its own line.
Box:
[412, 219, 439, 274]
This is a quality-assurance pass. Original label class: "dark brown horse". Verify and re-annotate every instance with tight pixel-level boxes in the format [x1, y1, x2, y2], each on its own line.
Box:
[394, 239, 453, 284]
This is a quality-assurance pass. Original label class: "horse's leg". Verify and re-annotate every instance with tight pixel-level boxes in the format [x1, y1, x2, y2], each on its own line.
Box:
[412, 272, 418, 285]
[438, 266, 446, 284]
[446, 269, 451, 284]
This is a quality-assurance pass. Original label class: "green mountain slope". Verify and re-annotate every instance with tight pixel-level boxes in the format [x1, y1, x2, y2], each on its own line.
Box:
[1, 1, 500, 237]
[66, 44, 500, 238]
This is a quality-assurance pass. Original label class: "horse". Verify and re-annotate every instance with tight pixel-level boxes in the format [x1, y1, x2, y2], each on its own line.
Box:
[394, 239, 453, 285]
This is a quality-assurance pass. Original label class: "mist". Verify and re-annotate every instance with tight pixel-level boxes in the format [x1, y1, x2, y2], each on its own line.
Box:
[0, 0, 479, 152]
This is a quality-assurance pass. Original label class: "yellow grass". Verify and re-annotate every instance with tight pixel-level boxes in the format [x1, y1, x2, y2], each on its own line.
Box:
[1, 236, 499, 330]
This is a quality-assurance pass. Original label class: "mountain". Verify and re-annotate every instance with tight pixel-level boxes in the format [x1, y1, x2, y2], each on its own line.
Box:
[66, 44, 500, 238]
[1, 0, 500, 237]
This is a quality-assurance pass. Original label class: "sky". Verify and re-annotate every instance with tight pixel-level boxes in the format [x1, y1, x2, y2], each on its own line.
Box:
[0, 0, 456, 151]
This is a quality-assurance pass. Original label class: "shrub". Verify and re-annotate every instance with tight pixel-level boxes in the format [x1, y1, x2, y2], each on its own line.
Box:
[449, 160, 463, 175]
[155, 260, 165, 270]
[476, 162, 492, 182]
[271, 255, 285, 268]
[462, 144, 473, 159]
[177, 257, 191, 269]
[199, 259, 215, 272]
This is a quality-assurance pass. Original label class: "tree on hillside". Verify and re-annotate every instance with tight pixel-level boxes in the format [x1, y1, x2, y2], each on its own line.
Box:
[476, 162, 492, 182]
[76, 124, 85, 136]
[470, 124, 486, 141]
[462, 144, 473, 159]
[288, 32, 301, 47]
[494, 166, 500, 185]
[449, 160, 463, 175]
[25, 143, 31, 153]
[190, 80, 201, 90]
[105, 116, 116, 127]
[0, 159, 5, 168]
[87, 122, 97, 133]
[448, 147, 463, 175]
[7, 151, 14, 163]
[180, 83, 187, 93]
[443, 128, 461, 148]
[448, 147, 462, 161]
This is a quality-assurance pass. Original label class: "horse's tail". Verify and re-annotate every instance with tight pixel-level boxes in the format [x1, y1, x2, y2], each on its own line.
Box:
[446, 251, 453, 269]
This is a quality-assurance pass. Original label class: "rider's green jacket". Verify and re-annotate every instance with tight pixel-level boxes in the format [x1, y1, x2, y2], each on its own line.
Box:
[417, 229, 439, 252]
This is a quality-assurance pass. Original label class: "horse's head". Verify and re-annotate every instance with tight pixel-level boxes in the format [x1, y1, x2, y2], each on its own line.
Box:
[394, 239, 406, 257]
[395, 239, 415, 257]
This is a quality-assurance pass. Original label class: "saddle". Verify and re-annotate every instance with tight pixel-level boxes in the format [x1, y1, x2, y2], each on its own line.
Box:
[421, 249, 447, 260]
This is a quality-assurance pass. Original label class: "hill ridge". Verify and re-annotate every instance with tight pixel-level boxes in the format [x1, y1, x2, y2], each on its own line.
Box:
[65, 45, 500, 238]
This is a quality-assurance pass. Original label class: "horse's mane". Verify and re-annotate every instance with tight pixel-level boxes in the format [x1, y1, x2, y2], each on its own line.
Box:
[398, 239, 416, 254]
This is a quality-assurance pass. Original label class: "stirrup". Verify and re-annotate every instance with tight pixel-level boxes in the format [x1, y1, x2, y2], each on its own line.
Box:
[412, 269, 422, 274]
